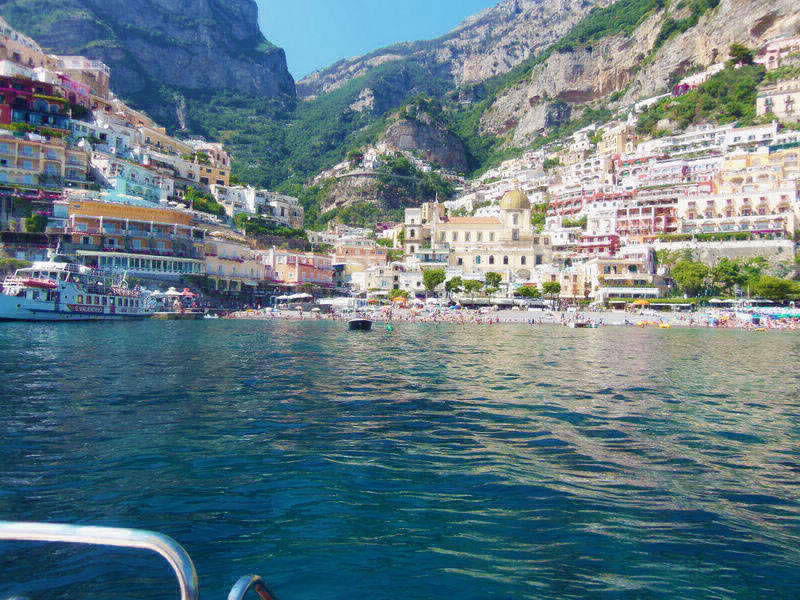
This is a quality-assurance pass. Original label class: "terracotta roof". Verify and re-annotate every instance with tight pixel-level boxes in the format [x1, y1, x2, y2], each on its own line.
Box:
[446, 217, 501, 224]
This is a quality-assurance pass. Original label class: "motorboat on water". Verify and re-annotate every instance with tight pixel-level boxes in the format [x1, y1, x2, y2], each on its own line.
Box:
[0, 520, 277, 600]
[348, 318, 373, 331]
[566, 321, 597, 328]
[0, 254, 155, 321]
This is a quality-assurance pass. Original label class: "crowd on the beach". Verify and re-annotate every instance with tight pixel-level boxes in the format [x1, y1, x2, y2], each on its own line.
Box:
[223, 304, 800, 331]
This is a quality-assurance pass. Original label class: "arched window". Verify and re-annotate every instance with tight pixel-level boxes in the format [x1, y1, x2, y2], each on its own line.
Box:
[503, 256, 509, 265]
[521, 256, 526, 265]
[488, 255, 494, 265]
[409, 229, 415, 238]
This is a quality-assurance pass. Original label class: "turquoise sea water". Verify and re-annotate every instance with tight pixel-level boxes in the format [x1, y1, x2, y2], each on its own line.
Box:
[1, 321, 800, 600]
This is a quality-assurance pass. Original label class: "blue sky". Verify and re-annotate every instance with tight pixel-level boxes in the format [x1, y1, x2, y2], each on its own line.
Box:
[257, 0, 499, 79]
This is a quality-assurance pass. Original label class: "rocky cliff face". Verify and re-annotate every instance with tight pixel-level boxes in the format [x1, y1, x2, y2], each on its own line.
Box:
[0, 0, 295, 118]
[482, 0, 800, 145]
[380, 115, 468, 172]
[297, 0, 609, 101]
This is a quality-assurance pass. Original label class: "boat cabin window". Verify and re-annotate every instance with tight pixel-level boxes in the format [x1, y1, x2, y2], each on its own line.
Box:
[102, 296, 107, 306]
[77, 295, 83, 304]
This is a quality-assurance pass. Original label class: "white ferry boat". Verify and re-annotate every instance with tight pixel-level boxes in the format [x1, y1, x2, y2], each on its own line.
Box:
[0, 254, 154, 321]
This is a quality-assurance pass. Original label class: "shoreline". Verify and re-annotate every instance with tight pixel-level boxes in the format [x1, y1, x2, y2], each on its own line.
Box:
[223, 308, 799, 331]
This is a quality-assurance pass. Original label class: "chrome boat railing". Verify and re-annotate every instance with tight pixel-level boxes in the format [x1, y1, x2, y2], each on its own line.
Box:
[0, 521, 275, 600]
[227, 575, 277, 600]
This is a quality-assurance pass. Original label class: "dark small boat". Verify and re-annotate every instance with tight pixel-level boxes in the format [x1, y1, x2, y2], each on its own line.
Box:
[348, 318, 373, 331]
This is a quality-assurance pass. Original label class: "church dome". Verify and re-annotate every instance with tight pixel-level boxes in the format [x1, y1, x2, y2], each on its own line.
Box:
[499, 189, 530, 211]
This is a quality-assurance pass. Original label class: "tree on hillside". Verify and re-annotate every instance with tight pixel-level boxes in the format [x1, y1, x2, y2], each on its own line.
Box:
[671, 259, 710, 297]
[711, 258, 744, 295]
[740, 256, 767, 288]
[422, 268, 446, 297]
[445, 276, 463, 298]
[516, 285, 541, 299]
[750, 275, 800, 301]
[655, 249, 682, 268]
[485, 272, 502, 289]
[24, 213, 47, 233]
[542, 281, 561, 307]
[463, 279, 484, 299]
[729, 43, 754, 66]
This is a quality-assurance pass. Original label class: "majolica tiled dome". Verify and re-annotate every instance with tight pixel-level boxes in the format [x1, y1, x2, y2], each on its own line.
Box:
[499, 189, 531, 211]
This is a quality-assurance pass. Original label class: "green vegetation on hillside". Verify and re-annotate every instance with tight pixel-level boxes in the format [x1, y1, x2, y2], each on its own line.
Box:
[233, 214, 306, 240]
[376, 154, 455, 204]
[651, 0, 720, 55]
[637, 63, 765, 135]
[184, 186, 226, 217]
[764, 65, 800, 84]
[317, 201, 399, 229]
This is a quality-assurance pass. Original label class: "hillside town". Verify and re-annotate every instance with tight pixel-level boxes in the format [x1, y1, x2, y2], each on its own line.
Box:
[1, 16, 800, 312]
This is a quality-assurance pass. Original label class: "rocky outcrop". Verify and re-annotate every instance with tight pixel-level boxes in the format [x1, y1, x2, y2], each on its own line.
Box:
[622, 0, 800, 103]
[482, 0, 800, 145]
[318, 175, 383, 214]
[0, 0, 295, 112]
[380, 115, 468, 172]
[297, 0, 610, 100]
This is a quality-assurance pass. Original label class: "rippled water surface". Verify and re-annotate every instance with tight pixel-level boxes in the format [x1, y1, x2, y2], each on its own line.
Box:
[1, 321, 800, 600]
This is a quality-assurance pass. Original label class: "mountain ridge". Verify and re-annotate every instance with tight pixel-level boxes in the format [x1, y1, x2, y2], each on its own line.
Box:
[297, 0, 608, 101]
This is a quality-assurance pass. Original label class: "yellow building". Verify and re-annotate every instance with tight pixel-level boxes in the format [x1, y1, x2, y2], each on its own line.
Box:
[204, 232, 265, 293]
[433, 190, 553, 283]
[0, 135, 89, 187]
[757, 79, 800, 121]
[64, 198, 206, 277]
[139, 125, 193, 157]
[597, 122, 638, 156]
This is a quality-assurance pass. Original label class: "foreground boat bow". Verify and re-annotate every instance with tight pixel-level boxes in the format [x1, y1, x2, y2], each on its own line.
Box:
[0, 521, 278, 600]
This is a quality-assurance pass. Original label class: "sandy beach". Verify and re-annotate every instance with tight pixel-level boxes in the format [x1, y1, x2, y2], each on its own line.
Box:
[225, 306, 800, 331]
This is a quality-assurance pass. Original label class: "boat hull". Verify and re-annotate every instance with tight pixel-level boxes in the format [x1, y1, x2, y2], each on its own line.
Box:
[348, 319, 373, 331]
[0, 294, 152, 322]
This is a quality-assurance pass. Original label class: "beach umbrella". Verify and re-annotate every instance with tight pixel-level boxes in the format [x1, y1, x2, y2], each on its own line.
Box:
[311, 307, 321, 312]
[164, 287, 181, 296]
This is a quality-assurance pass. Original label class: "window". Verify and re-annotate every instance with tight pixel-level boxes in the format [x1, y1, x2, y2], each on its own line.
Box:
[457, 257, 463, 266]
[489, 233, 495, 242]
[439, 232, 445, 242]
[503, 256, 509, 265]
[475, 255, 481, 264]
[512, 229, 519, 241]
[465, 232, 471, 242]
[512, 214, 519, 225]
[521, 256, 526, 265]
[489, 255, 494, 265]
[451, 232, 457, 241]
[535, 255, 543, 265]
[477, 232, 483, 242]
